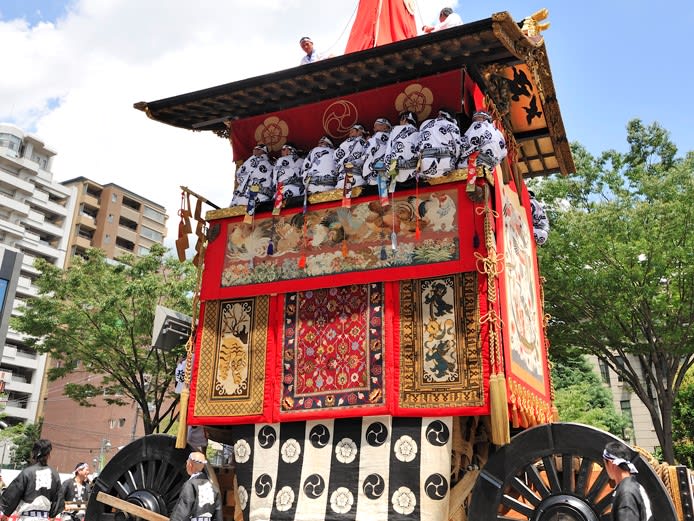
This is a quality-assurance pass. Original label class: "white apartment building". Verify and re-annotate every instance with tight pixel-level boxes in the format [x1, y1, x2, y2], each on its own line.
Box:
[0, 123, 75, 426]
[588, 354, 660, 454]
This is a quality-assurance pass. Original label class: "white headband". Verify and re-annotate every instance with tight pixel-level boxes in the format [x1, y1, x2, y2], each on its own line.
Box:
[603, 449, 638, 474]
[188, 453, 207, 465]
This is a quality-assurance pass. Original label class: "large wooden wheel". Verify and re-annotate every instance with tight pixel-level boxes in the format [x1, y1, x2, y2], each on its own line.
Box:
[86, 434, 191, 520]
[468, 423, 677, 521]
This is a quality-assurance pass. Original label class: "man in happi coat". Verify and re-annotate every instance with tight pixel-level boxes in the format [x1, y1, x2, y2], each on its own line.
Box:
[302, 136, 337, 195]
[272, 144, 304, 201]
[603, 442, 653, 521]
[363, 117, 392, 186]
[59, 462, 91, 521]
[0, 439, 63, 521]
[384, 111, 420, 183]
[230, 144, 275, 207]
[169, 452, 223, 521]
[458, 111, 507, 170]
[418, 108, 462, 179]
[335, 124, 368, 190]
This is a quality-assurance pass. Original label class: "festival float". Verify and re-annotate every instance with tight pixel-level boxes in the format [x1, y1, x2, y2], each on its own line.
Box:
[86, 4, 690, 521]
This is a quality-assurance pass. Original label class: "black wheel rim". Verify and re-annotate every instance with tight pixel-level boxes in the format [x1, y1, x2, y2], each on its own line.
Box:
[86, 434, 190, 521]
[468, 423, 677, 521]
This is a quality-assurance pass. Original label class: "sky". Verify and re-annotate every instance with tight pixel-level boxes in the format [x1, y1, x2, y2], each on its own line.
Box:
[1, 0, 694, 247]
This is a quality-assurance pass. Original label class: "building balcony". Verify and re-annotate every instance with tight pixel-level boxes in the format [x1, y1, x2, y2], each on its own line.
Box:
[82, 193, 100, 207]
[0, 170, 33, 194]
[77, 213, 97, 229]
[1, 349, 40, 371]
[14, 282, 38, 299]
[5, 378, 33, 395]
[117, 227, 138, 242]
[28, 196, 68, 217]
[4, 403, 32, 420]
[0, 193, 30, 216]
[74, 235, 93, 249]
[26, 216, 64, 238]
[0, 218, 25, 238]
[16, 237, 61, 260]
[119, 205, 141, 222]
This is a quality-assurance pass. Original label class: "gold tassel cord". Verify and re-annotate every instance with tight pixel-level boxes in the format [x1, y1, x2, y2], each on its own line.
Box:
[476, 177, 511, 445]
[175, 234, 208, 449]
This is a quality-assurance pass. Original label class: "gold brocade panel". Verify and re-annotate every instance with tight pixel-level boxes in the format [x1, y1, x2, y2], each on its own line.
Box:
[398, 273, 484, 409]
[193, 297, 269, 418]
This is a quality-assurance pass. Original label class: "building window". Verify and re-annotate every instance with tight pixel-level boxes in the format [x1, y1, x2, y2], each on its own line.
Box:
[620, 399, 634, 442]
[138, 245, 150, 256]
[0, 133, 22, 156]
[104, 234, 110, 244]
[614, 356, 626, 382]
[140, 226, 163, 242]
[107, 214, 114, 223]
[143, 206, 166, 224]
[111, 193, 118, 203]
[598, 359, 611, 385]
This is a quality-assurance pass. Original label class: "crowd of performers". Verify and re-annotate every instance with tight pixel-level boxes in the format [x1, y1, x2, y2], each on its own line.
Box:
[232, 110, 506, 205]
[230, 108, 550, 243]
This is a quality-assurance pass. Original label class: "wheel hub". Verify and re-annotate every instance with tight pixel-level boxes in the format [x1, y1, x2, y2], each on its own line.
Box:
[125, 490, 165, 514]
[532, 494, 599, 521]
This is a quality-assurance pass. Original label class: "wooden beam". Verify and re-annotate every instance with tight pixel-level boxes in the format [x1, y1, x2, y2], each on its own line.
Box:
[96, 491, 169, 521]
[448, 469, 480, 520]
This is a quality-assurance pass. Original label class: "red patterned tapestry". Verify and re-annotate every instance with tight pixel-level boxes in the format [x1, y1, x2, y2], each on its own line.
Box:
[202, 183, 480, 300]
[279, 283, 388, 420]
[394, 273, 488, 416]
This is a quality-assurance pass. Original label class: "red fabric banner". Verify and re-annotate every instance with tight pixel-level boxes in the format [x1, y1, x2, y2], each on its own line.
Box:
[229, 70, 462, 160]
[494, 172, 552, 427]
[344, 0, 417, 53]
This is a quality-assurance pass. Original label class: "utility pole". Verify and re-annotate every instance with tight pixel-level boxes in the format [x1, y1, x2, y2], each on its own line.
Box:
[98, 438, 111, 472]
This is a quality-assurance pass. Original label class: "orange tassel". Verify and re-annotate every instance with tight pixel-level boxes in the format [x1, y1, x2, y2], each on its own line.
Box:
[298, 255, 306, 269]
[342, 240, 348, 257]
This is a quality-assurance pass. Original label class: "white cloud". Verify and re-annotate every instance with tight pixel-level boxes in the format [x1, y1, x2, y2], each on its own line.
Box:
[1, 0, 455, 247]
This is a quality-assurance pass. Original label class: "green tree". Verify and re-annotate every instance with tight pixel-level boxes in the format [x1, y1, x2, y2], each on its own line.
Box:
[551, 350, 628, 437]
[0, 420, 43, 468]
[534, 120, 694, 463]
[12, 245, 196, 435]
[672, 373, 694, 467]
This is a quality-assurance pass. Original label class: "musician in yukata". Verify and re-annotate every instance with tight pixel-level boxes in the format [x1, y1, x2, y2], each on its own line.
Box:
[335, 124, 368, 190]
[302, 136, 337, 195]
[528, 190, 550, 246]
[384, 111, 420, 183]
[363, 117, 392, 186]
[230, 143, 275, 207]
[418, 108, 462, 179]
[458, 111, 507, 170]
[272, 143, 304, 202]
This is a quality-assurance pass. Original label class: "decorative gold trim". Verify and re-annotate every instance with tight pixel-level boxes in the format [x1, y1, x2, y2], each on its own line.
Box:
[308, 186, 363, 204]
[425, 168, 468, 185]
[205, 205, 246, 221]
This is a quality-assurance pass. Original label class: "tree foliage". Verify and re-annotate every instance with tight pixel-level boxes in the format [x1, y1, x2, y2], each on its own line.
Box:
[0, 419, 43, 468]
[12, 245, 196, 435]
[551, 350, 628, 437]
[534, 119, 694, 463]
[672, 372, 694, 467]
